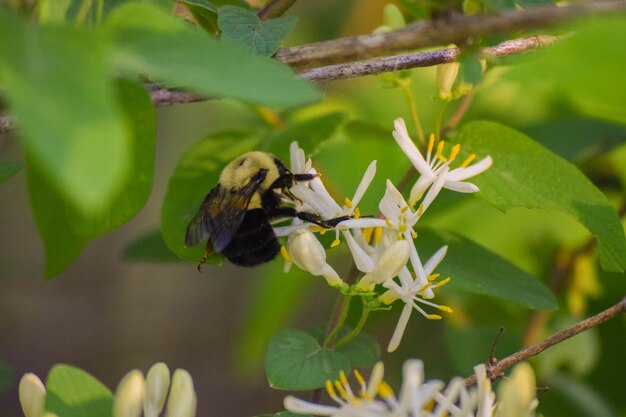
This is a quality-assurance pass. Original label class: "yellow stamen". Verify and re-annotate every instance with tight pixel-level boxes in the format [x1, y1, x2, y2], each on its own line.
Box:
[374, 227, 383, 245]
[363, 227, 374, 243]
[427, 133, 435, 154]
[331, 239, 341, 248]
[449, 144, 461, 161]
[398, 224, 407, 233]
[354, 370, 366, 387]
[334, 380, 348, 399]
[431, 277, 451, 288]
[400, 206, 408, 213]
[280, 245, 292, 263]
[419, 283, 432, 292]
[397, 233, 403, 240]
[326, 380, 337, 399]
[319, 229, 327, 235]
[417, 204, 425, 217]
[344, 197, 353, 208]
[439, 305, 454, 313]
[339, 371, 349, 387]
[309, 225, 324, 233]
[385, 218, 393, 228]
[354, 207, 361, 219]
[411, 231, 418, 239]
[427, 273, 440, 282]
[424, 399, 435, 411]
[378, 381, 395, 400]
[436, 141, 446, 160]
[427, 314, 442, 320]
[461, 153, 476, 168]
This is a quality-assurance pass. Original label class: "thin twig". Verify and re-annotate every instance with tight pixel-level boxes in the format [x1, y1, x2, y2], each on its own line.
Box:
[465, 297, 626, 386]
[276, 0, 626, 69]
[299, 35, 557, 81]
[258, 0, 297, 20]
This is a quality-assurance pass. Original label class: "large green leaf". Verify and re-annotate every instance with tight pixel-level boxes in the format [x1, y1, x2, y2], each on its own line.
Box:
[455, 121, 626, 272]
[265, 329, 351, 390]
[27, 80, 156, 277]
[502, 16, 626, 123]
[45, 364, 113, 417]
[161, 130, 261, 261]
[337, 332, 380, 368]
[106, 2, 318, 107]
[218, 5, 298, 56]
[0, 160, 22, 183]
[0, 13, 131, 219]
[415, 227, 557, 310]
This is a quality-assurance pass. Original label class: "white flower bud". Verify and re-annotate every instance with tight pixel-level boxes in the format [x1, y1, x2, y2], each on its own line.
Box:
[143, 363, 170, 417]
[113, 370, 145, 417]
[19, 373, 46, 417]
[357, 240, 410, 290]
[436, 61, 460, 101]
[497, 363, 538, 417]
[288, 229, 343, 287]
[166, 369, 197, 417]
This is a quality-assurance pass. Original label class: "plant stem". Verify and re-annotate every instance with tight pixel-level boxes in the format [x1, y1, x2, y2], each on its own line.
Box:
[334, 298, 370, 349]
[323, 294, 352, 348]
[434, 101, 448, 140]
[75, 0, 92, 25]
[398, 79, 425, 145]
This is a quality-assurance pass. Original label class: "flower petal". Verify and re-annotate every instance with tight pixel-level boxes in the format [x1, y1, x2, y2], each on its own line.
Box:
[443, 180, 480, 193]
[284, 396, 338, 416]
[343, 231, 375, 273]
[351, 160, 377, 208]
[289, 141, 306, 174]
[392, 118, 431, 174]
[387, 304, 413, 352]
[423, 245, 448, 275]
[446, 156, 492, 181]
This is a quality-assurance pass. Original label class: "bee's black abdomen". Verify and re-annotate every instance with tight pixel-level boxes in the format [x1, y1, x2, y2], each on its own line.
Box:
[221, 209, 279, 267]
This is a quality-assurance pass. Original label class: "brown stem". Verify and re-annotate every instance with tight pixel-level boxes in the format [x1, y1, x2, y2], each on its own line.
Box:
[257, 0, 297, 20]
[276, 1, 626, 69]
[442, 92, 475, 134]
[465, 297, 626, 386]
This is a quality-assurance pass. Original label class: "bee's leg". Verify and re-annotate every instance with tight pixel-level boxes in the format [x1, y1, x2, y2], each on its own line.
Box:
[197, 240, 213, 272]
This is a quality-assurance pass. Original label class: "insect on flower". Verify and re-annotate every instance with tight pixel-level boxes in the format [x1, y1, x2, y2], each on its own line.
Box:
[185, 151, 351, 270]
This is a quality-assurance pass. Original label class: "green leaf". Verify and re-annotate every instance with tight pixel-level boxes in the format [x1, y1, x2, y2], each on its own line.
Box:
[161, 130, 261, 261]
[45, 364, 113, 417]
[415, 227, 557, 310]
[106, 3, 318, 107]
[180, 0, 219, 34]
[265, 329, 351, 390]
[123, 228, 180, 262]
[27, 79, 156, 277]
[264, 111, 349, 160]
[503, 16, 626, 123]
[456, 121, 626, 272]
[545, 373, 617, 417]
[0, 14, 131, 219]
[0, 160, 22, 183]
[218, 5, 298, 56]
[38, 0, 71, 23]
[337, 332, 380, 368]
[236, 263, 314, 372]
[0, 360, 13, 391]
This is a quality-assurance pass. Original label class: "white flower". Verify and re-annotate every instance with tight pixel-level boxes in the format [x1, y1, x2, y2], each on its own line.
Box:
[380, 245, 450, 352]
[19, 373, 46, 417]
[284, 363, 389, 417]
[392, 118, 493, 207]
[114, 370, 145, 417]
[285, 229, 344, 288]
[496, 363, 538, 417]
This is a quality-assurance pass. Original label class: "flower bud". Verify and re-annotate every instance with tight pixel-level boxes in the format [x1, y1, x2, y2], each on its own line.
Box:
[436, 61, 460, 101]
[496, 363, 538, 417]
[288, 229, 343, 287]
[383, 4, 405, 29]
[357, 240, 409, 290]
[144, 363, 170, 417]
[19, 373, 46, 417]
[166, 369, 197, 417]
[113, 370, 145, 417]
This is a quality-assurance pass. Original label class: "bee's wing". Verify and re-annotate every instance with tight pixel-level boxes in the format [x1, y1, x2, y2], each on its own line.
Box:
[185, 169, 267, 252]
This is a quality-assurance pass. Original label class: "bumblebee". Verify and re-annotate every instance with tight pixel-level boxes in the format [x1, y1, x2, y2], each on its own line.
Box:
[185, 151, 347, 269]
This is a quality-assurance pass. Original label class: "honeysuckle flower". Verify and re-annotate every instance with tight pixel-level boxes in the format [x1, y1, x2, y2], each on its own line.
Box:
[496, 363, 538, 417]
[284, 359, 519, 417]
[19, 373, 46, 417]
[114, 370, 145, 417]
[380, 245, 450, 352]
[166, 370, 197, 417]
[392, 118, 493, 207]
[356, 239, 410, 291]
[284, 228, 344, 287]
[144, 363, 170, 417]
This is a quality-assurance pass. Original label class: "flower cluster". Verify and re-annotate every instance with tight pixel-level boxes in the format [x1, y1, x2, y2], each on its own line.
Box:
[18, 363, 197, 417]
[284, 359, 539, 417]
[275, 117, 492, 352]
